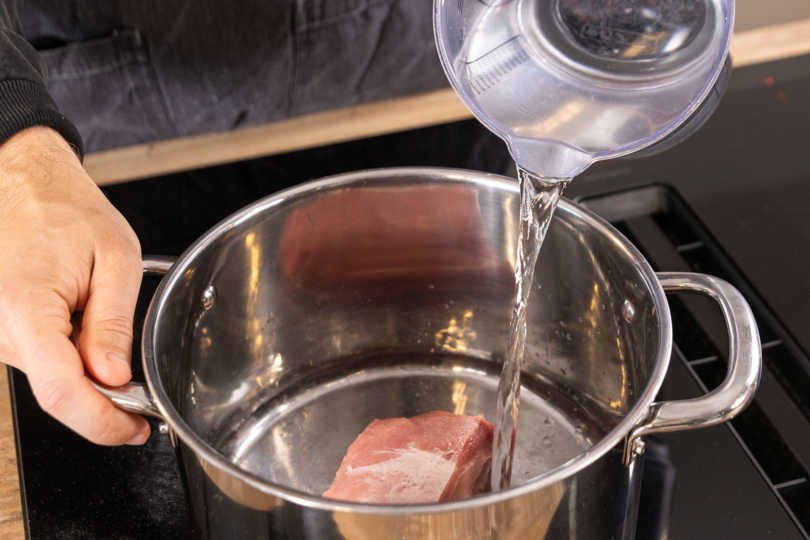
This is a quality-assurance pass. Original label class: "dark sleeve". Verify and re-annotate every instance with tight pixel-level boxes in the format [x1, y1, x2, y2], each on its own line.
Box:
[0, 0, 84, 158]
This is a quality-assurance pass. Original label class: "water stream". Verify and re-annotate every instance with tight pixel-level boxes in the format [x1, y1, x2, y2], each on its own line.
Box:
[491, 168, 568, 490]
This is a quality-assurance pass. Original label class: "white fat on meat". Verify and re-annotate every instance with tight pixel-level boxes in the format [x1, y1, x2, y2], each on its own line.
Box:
[344, 445, 457, 504]
[323, 410, 494, 504]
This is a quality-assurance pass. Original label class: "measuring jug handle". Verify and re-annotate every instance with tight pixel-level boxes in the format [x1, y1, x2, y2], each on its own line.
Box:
[623, 272, 762, 466]
[91, 255, 175, 422]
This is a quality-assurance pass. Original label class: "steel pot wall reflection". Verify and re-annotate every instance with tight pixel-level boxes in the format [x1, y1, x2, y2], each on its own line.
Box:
[99, 168, 760, 539]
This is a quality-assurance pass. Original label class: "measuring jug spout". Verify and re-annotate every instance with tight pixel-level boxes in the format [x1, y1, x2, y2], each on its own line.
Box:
[508, 137, 592, 181]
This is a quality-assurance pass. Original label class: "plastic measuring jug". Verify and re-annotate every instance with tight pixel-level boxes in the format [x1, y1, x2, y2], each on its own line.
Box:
[434, 0, 734, 180]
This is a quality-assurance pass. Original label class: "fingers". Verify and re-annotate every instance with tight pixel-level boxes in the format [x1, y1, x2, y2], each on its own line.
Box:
[78, 246, 142, 387]
[18, 310, 150, 446]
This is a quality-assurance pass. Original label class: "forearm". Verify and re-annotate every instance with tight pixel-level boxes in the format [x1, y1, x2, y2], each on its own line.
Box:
[0, 126, 84, 185]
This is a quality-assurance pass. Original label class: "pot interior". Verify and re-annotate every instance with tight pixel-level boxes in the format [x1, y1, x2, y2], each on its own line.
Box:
[148, 169, 664, 498]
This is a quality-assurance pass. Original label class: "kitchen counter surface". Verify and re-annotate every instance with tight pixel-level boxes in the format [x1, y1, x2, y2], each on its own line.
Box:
[0, 369, 23, 540]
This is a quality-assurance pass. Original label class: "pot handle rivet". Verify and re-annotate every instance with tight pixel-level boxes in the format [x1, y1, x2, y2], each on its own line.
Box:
[622, 299, 635, 323]
[202, 286, 217, 310]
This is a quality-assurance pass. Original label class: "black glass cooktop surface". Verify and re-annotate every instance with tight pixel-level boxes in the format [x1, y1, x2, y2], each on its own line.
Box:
[10, 54, 810, 539]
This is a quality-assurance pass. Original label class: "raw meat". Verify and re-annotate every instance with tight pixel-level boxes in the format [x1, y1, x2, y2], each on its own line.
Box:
[323, 410, 494, 504]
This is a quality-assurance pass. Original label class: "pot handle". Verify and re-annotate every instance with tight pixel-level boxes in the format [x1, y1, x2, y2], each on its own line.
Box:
[91, 255, 176, 421]
[623, 272, 762, 465]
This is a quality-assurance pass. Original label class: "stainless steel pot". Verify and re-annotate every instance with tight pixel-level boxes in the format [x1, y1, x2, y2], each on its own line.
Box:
[99, 168, 760, 539]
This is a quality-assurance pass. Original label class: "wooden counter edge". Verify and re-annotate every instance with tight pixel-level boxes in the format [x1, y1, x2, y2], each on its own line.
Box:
[0, 366, 24, 540]
[83, 17, 810, 187]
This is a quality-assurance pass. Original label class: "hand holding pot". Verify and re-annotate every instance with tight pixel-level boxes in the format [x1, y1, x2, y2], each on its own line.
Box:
[0, 127, 150, 445]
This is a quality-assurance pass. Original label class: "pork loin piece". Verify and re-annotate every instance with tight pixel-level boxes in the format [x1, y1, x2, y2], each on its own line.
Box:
[323, 410, 494, 504]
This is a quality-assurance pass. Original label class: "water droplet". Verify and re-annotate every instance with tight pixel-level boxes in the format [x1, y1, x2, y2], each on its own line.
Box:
[544, 418, 552, 425]
[560, 321, 566, 327]
[442, 304, 450, 309]
[548, 294, 553, 300]
[578, 317, 582, 322]
[601, 303, 606, 310]
[560, 368, 567, 375]
[535, 284, 542, 290]
[428, 284, 434, 289]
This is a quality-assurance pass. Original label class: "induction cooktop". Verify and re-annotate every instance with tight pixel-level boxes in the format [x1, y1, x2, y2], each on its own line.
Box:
[10, 53, 810, 539]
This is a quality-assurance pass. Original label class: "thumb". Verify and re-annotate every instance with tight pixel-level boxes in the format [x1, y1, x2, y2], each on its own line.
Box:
[78, 249, 143, 387]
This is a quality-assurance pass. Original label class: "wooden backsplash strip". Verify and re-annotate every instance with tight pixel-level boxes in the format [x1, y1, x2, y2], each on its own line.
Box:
[0, 368, 24, 540]
[730, 18, 810, 68]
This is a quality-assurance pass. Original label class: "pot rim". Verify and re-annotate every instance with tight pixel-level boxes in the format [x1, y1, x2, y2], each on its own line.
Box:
[142, 167, 672, 514]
